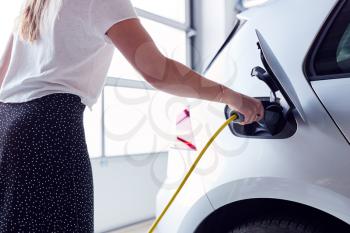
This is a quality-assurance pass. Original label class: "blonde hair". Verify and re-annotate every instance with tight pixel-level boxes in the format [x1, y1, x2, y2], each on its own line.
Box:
[18, 0, 62, 43]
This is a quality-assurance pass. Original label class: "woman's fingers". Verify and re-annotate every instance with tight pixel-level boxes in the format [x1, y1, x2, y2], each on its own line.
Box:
[242, 102, 264, 125]
[257, 102, 265, 122]
[241, 110, 255, 125]
[228, 94, 265, 125]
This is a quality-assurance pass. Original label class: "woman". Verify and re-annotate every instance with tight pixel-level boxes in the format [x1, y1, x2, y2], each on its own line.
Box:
[0, 0, 264, 232]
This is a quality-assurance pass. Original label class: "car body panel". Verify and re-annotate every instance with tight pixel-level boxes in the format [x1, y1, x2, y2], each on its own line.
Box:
[155, 148, 214, 233]
[311, 79, 350, 143]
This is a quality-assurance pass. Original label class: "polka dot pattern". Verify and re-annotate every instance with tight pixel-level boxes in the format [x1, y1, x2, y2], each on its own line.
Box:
[0, 93, 94, 232]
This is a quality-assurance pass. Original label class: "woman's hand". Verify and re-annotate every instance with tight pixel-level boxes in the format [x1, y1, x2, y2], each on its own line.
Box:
[227, 92, 264, 125]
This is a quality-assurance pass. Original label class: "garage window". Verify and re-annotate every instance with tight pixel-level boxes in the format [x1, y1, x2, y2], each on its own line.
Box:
[86, 0, 195, 158]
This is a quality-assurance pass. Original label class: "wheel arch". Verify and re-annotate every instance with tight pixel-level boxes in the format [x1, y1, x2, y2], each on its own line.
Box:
[194, 198, 350, 233]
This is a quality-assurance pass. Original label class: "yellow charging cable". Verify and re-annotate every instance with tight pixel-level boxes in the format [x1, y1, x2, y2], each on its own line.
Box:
[148, 113, 240, 233]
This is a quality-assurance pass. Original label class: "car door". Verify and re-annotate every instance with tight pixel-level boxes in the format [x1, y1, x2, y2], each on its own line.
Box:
[306, 0, 350, 143]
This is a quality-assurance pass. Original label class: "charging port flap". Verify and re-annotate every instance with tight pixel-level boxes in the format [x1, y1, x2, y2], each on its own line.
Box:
[256, 29, 306, 122]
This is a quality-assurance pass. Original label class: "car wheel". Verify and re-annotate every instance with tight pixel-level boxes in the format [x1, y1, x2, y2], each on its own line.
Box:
[229, 216, 325, 233]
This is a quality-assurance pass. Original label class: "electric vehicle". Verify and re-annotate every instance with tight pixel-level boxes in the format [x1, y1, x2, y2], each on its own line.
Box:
[155, 0, 350, 232]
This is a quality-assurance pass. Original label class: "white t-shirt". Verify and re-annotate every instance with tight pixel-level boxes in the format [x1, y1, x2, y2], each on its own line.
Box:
[0, 0, 138, 111]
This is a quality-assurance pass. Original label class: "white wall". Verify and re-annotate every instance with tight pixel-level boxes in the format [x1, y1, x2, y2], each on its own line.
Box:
[192, 0, 238, 72]
[91, 153, 168, 233]
[0, 1, 22, 55]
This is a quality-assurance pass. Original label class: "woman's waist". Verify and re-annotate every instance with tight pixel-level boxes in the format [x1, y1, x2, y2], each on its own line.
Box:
[0, 92, 86, 117]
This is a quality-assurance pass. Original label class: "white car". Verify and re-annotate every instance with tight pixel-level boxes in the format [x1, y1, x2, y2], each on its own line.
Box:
[155, 0, 350, 232]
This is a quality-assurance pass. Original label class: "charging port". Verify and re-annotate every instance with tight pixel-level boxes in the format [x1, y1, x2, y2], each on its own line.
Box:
[224, 38, 298, 139]
[225, 97, 296, 139]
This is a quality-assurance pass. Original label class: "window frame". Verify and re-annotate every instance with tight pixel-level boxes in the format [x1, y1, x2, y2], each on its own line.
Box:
[305, 0, 350, 81]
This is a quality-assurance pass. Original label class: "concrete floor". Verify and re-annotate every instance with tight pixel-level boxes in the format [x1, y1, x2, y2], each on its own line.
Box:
[107, 220, 153, 233]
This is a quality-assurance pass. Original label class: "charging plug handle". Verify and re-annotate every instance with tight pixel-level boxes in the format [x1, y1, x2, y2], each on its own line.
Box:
[229, 111, 245, 123]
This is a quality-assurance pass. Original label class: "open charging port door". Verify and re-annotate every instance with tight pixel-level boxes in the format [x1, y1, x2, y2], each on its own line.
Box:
[225, 30, 305, 139]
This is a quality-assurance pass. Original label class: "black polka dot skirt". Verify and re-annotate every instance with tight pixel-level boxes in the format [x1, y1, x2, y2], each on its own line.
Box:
[0, 93, 94, 233]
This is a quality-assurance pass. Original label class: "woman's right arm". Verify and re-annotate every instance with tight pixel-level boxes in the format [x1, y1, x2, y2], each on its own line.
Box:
[106, 18, 264, 125]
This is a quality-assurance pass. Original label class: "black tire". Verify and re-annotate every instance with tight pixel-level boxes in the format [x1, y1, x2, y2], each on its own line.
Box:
[229, 216, 326, 233]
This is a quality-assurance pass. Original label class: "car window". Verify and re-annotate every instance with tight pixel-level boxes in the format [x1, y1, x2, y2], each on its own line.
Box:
[314, 1, 350, 76]
[337, 25, 350, 72]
